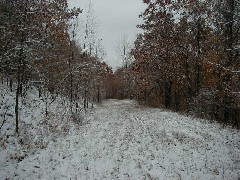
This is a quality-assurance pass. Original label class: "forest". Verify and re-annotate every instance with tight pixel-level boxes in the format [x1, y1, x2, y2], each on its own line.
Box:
[112, 0, 240, 127]
[0, 0, 113, 133]
[1, 0, 239, 134]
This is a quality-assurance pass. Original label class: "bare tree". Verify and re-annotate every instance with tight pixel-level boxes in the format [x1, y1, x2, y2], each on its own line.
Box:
[115, 35, 134, 69]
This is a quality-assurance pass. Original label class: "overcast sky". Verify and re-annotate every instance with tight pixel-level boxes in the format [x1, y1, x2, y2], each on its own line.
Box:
[68, 0, 146, 71]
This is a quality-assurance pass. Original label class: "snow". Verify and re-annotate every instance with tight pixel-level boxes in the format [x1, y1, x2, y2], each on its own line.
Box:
[0, 84, 240, 179]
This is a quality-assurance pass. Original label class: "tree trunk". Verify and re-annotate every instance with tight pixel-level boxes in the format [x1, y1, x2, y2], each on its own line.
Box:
[15, 56, 22, 134]
[225, 0, 234, 66]
[165, 81, 172, 108]
[15, 84, 20, 134]
[222, 0, 235, 124]
[195, 18, 202, 94]
[97, 85, 100, 103]
[69, 51, 73, 113]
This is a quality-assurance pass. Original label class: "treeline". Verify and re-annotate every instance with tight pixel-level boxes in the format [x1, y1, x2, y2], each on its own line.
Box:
[0, 0, 112, 133]
[111, 0, 240, 127]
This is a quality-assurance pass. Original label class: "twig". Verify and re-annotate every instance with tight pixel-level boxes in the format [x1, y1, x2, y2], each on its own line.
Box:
[0, 118, 6, 130]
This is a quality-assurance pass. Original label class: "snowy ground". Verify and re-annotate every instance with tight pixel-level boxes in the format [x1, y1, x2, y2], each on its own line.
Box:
[0, 85, 240, 179]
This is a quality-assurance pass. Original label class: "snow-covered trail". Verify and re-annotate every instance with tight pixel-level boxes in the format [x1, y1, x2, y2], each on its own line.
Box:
[1, 99, 240, 179]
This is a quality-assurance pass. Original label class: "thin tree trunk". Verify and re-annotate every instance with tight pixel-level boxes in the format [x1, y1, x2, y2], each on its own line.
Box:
[15, 55, 22, 134]
[222, 0, 235, 123]
[165, 81, 172, 108]
[97, 85, 100, 103]
[195, 18, 203, 94]
[15, 85, 20, 134]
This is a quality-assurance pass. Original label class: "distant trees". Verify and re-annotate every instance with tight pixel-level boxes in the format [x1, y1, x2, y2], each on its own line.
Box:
[115, 36, 134, 69]
[112, 0, 240, 127]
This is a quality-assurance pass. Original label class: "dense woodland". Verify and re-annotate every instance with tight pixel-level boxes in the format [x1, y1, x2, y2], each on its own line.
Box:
[0, 0, 113, 133]
[0, 0, 239, 134]
[112, 0, 240, 128]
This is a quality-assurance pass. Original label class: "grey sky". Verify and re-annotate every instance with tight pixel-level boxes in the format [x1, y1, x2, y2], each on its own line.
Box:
[68, 0, 146, 71]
